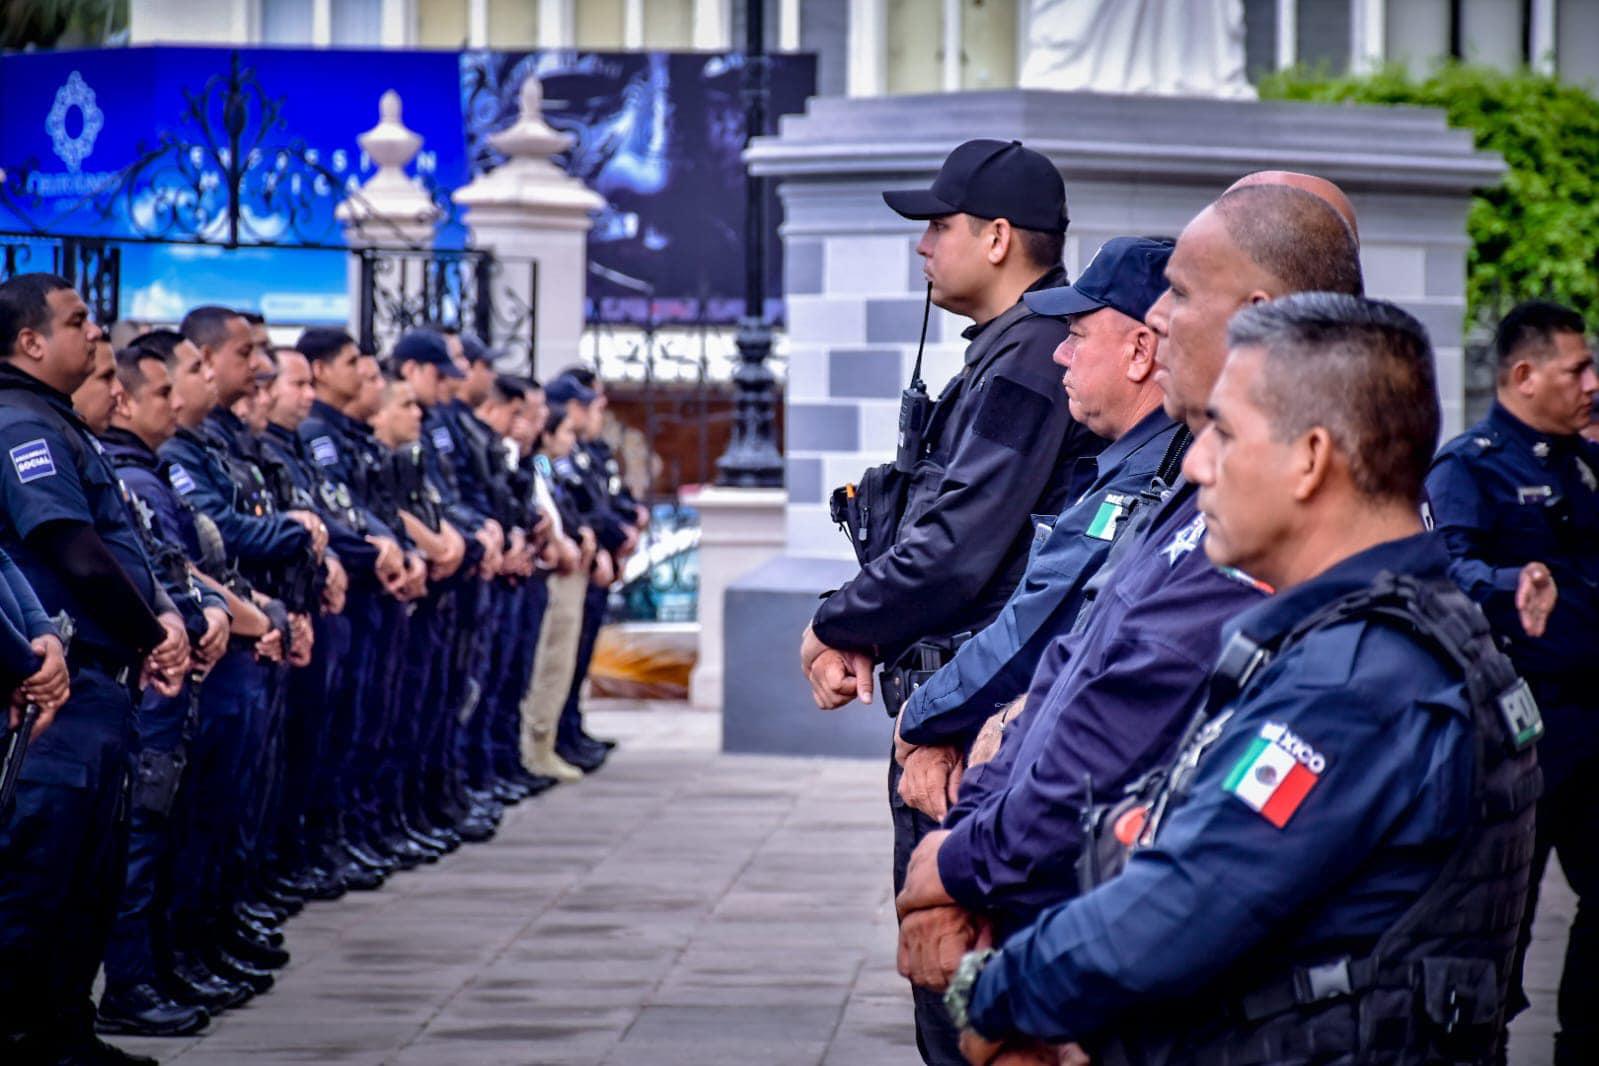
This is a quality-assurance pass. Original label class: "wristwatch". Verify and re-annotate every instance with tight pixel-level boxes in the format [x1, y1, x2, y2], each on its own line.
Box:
[944, 947, 997, 1031]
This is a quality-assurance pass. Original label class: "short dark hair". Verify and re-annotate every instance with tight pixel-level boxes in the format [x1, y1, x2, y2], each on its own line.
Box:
[296, 327, 357, 363]
[180, 305, 242, 350]
[1212, 185, 1364, 297]
[238, 310, 266, 326]
[1494, 300, 1587, 379]
[491, 374, 526, 403]
[541, 401, 570, 442]
[1227, 292, 1438, 504]
[0, 273, 75, 357]
[127, 328, 186, 364]
[558, 365, 597, 388]
[964, 217, 1065, 270]
[115, 344, 168, 394]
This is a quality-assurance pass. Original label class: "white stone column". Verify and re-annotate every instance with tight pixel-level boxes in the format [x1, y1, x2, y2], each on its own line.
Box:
[454, 76, 604, 379]
[336, 90, 440, 342]
[687, 486, 787, 709]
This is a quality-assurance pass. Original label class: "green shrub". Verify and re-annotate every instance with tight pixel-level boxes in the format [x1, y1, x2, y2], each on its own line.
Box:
[1259, 63, 1599, 334]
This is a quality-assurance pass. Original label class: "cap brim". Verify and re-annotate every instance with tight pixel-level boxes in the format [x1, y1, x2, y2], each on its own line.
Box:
[883, 188, 960, 220]
[1023, 286, 1105, 319]
[439, 361, 466, 379]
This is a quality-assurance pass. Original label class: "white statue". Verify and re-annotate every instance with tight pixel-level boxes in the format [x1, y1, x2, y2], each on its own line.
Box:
[1021, 0, 1256, 99]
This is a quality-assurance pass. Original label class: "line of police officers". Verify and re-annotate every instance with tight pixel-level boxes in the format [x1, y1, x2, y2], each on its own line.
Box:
[0, 276, 642, 1066]
[803, 142, 1598, 1065]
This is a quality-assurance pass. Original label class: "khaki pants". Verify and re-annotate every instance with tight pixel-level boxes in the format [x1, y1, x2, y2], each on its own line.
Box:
[520, 569, 589, 770]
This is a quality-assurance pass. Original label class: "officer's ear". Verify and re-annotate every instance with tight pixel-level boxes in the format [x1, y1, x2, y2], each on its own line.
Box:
[1125, 326, 1157, 383]
[13, 322, 49, 366]
[1245, 289, 1273, 307]
[1292, 425, 1336, 503]
[986, 218, 1014, 266]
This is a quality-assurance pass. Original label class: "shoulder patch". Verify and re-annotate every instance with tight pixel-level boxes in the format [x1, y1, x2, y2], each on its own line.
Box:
[310, 435, 339, 468]
[1223, 721, 1325, 828]
[167, 462, 197, 495]
[973, 375, 1052, 453]
[9, 438, 56, 483]
[430, 426, 454, 453]
[1160, 513, 1206, 566]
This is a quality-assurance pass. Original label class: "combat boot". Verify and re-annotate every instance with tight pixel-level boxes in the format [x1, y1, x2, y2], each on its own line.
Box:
[96, 984, 210, 1038]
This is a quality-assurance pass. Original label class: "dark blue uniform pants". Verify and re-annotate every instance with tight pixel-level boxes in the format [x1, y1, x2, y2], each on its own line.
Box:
[0, 667, 133, 1048]
[888, 751, 967, 1066]
[103, 687, 193, 989]
[556, 583, 608, 752]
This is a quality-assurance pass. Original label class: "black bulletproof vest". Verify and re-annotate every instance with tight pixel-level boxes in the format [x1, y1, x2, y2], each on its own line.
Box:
[1095, 573, 1541, 1066]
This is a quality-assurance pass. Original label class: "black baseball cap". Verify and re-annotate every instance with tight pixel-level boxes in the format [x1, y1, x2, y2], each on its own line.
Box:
[1024, 237, 1173, 323]
[883, 139, 1068, 235]
[392, 329, 465, 379]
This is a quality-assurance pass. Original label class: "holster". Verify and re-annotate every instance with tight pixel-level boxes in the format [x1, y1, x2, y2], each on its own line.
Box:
[131, 746, 187, 817]
[879, 634, 971, 718]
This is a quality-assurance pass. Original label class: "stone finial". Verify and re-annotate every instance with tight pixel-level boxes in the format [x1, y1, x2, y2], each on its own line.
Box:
[454, 75, 603, 222]
[338, 88, 439, 229]
[488, 76, 575, 161]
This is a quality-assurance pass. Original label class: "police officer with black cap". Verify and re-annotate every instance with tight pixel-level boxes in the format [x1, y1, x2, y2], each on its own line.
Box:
[797, 138, 1102, 1064]
[0, 273, 189, 1066]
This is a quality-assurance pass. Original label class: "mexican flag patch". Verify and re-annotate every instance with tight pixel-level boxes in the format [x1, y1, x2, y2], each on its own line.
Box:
[1085, 493, 1131, 541]
[1222, 721, 1326, 829]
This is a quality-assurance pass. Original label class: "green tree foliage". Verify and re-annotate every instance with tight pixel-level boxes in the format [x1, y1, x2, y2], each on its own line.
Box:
[0, 0, 127, 50]
[1259, 63, 1599, 333]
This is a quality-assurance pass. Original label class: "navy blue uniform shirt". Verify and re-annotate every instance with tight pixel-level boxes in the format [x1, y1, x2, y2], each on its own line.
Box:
[936, 481, 1265, 930]
[1427, 401, 1599, 783]
[968, 532, 1475, 1045]
[901, 410, 1182, 746]
[160, 419, 309, 568]
[261, 422, 377, 575]
[0, 363, 163, 658]
[298, 398, 400, 547]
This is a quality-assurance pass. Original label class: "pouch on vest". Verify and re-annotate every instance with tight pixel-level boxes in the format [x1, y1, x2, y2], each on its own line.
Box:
[131, 747, 186, 817]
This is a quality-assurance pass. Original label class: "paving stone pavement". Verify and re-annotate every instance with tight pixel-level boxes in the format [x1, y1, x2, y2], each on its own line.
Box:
[110, 702, 1575, 1066]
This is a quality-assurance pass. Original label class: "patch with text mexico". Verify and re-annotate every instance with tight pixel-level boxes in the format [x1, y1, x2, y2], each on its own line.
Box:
[1222, 721, 1325, 829]
[10, 439, 56, 483]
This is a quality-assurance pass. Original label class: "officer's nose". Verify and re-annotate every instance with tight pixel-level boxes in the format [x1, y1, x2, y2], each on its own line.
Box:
[1052, 338, 1073, 369]
[1145, 289, 1172, 339]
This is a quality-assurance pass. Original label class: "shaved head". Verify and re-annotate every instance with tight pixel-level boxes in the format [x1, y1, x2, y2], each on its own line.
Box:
[1227, 170, 1358, 241]
[1211, 185, 1364, 298]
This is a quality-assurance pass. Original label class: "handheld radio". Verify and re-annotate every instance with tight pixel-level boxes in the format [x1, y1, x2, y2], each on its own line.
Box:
[895, 282, 935, 473]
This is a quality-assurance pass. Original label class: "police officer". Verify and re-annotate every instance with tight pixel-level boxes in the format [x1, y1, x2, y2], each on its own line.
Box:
[161, 309, 310, 995]
[946, 294, 1540, 1066]
[295, 328, 414, 883]
[892, 181, 1361, 1001]
[795, 138, 1090, 1062]
[543, 373, 624, 771]
[894, 237, 1183, 820]
[1426, 300, 1599, 1065]
[0, 273, 189, 1066]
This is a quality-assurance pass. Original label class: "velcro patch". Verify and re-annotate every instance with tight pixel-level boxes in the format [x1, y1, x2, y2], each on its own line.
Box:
[9, 438, 56, 483]
[310, 435, 339, 468]
[168, 462, 197, 495]
[430, 426, 454, 453]
[973, 375, 1051, 453]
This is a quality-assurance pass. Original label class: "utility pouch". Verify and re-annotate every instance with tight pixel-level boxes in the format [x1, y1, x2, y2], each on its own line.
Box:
[131, 747, 187, 817]
[830, 462, 909, 568]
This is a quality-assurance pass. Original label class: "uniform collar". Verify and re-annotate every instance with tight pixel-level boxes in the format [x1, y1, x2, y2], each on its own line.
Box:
[1488, 401, 1577, 461]
[98, 426, 161, 467]
[960, 265, 1068, 344]
[1224, 532, 1449, 649]
[0, 361, 75, 409]
[264, 422, 298, 448]
[1091, 409, 1176, 479]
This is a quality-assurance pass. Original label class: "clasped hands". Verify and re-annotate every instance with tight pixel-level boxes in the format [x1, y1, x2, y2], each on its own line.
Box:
[799, 623, 874, 709]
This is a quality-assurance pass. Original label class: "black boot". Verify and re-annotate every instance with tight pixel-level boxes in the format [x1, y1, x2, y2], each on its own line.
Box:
[167, 952, 253, 1012]
[96, 983, 210, 1037]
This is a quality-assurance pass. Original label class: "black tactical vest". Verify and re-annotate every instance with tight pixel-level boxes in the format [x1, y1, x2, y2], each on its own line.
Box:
[1092, 573, 1541, 1066]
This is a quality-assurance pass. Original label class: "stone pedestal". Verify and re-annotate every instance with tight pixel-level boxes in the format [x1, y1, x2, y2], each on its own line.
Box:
[455, 76, 604, 378]
[724, 88, 1503, 757]
[687, 485, 786, 711]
